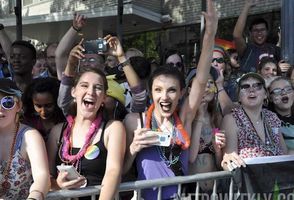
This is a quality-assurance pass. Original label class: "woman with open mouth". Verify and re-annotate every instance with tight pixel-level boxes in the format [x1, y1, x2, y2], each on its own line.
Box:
[268, 77, 294, 154]
[221, 72, 288, 171]
[123, 0, 218, 199]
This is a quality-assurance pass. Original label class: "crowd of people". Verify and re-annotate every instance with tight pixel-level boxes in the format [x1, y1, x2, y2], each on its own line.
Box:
[0, 0, 293, 199]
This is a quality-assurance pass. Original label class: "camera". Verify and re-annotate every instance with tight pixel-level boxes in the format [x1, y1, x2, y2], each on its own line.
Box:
[84, 38, 108, 54]
[146, 131, 171, 147]
[0, 61, 13, 80]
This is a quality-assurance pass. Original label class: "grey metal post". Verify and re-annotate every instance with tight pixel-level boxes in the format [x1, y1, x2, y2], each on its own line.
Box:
[281, 0, 294, 65]
[117, 0, 123, 44]
[15, 0, 22, 40]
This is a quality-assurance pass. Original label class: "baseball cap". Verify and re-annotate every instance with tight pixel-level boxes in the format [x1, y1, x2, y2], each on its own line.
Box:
[106, 76, 125, 105]
[0, 78, 22, 97]
[237, 72, 265, 87]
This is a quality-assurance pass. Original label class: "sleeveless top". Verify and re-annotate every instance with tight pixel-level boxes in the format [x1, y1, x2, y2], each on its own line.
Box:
[136, 113, 188, 200]
[55, 121, 108, 186]
[277, 113, 294, 151]
[0, 125, 33, 200]
[232, 107, 283, 159]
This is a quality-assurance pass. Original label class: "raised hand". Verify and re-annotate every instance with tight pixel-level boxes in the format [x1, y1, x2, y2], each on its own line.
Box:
[72, 13, 86, 31]
[104, 35, 125, 58]
[244, 0, 258, 8]
[67, 38, 85, 68]
[202, 0, 218, 36]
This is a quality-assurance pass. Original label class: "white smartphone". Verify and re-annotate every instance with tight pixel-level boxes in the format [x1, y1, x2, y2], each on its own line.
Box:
[146, 131, 172, 147]
[57, 165, 81, 180]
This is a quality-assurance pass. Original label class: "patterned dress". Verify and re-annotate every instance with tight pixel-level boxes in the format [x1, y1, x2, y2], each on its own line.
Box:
[232, 107, 284, 159]
[0, 126, 33, 200]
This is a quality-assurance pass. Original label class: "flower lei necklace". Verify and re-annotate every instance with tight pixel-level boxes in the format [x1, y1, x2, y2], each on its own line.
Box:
[61, 112, 102, 166]
[145, 103, 190, 150]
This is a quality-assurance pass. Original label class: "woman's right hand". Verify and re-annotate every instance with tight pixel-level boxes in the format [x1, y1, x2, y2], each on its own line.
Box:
[56, 171, 87, 189]
[67, 39, 85, 68]
[72, 13, 86, 31]
[130, 128, 159, 155]
[221, 152, 246, 171]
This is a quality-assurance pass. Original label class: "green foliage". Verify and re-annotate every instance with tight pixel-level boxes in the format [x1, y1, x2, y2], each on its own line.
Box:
[123, 32, 160, 60]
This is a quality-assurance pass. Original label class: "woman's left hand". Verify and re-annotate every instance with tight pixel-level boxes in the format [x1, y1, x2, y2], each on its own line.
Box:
[213, 130, 226, 151]
[104, 35, 125, 58]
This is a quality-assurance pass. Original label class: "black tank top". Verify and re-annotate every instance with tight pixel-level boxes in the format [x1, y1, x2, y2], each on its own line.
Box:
[56, 121, 108, 186]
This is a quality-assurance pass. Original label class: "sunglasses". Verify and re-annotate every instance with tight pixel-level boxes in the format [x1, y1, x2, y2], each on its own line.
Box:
[270, 86, 293, 96]
[0, 96, 16, 110]
[212, 57, 225, 64]
[167, 62, 183, 69]
[240, 82, 263, 91]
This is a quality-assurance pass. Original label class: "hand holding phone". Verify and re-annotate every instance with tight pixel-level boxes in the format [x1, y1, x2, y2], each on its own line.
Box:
[57, 165, 81, 180]
[146, 131, 172, 147]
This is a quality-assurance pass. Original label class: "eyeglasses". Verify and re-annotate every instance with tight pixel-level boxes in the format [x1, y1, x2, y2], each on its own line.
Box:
[0, 96, 16, 110]
[80, 58, 97, 63]
[240, 82, 263, 92]
[270, 86, 293, 96]
[167, 62, 183, 70]
[212, 57, 225, 64]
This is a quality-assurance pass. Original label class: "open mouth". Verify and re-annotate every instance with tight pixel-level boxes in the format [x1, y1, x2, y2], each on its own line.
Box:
[281, 96, 289, 104]
[160, 102, 172, 112]
[83, 98, 95, 109]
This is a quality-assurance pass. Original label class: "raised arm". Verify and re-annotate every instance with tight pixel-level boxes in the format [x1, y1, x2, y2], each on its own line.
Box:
[180, 0, 218, 125]
[105, 35, 147, 112]
[57, 39, 84, 115]
[233, 0, 256, 57]
[55, 13, 86, 80]
[0, 24, 12, 62]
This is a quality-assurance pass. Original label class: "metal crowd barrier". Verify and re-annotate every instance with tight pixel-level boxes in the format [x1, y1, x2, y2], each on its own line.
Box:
[46, 171, 234, 200]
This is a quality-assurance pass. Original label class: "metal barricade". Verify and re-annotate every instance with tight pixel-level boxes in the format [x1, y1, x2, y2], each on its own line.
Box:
[46, 171, 234, 200]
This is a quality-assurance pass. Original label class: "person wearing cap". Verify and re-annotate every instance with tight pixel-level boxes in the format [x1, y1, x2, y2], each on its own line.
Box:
[0, 78, 50, 199]
[221, 72, 287, 171]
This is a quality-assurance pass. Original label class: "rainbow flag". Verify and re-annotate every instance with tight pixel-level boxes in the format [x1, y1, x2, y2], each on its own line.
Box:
[215, 38, 235, 50]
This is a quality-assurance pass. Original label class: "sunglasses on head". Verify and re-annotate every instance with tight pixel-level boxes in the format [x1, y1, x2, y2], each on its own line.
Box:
[270, 86, 293, 96]
[0, 96, 16, 110]
[212, 57, 225, 64]
[240, 82, 263, 91]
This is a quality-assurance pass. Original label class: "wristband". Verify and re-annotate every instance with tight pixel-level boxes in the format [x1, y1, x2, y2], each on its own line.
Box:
[72, 25, 81, 32]
[117, 59, 130, 70]
[0, 24, 4, 31]
[217, 88, 225, 94]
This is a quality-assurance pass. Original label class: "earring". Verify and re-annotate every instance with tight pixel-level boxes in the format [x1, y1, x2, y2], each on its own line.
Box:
[73, 98, 76, 103]
[263, 98, 269, 107]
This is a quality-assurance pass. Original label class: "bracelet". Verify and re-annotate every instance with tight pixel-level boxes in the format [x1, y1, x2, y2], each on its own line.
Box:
[72, 25, 81, 32]
[0, 24, 4, 30]
[30, 190, 45, 200]
[117, 59, 130, 70]
[217, 88, 225, 94]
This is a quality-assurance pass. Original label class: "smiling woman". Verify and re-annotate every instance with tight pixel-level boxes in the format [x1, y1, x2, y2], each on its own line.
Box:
[221, 73, 288, 171]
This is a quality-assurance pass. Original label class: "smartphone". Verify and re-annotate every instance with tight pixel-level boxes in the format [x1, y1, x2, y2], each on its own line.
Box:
[146, 131, 172, 147]
[83, 39, 107, 54]
[57, 165, 81, 180]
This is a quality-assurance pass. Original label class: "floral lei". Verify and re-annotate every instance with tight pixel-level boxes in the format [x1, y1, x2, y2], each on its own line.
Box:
[145, 103, 190, 150]
[61, 112, 102, 164]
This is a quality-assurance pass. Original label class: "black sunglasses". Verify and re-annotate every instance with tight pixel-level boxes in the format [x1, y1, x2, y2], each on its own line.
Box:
[212, 57, 225, 64]
[240, 82, 263, 91]
[0, 96, 16, 110]
[270, 86, 293, 96]
[167, 62, 183, 69]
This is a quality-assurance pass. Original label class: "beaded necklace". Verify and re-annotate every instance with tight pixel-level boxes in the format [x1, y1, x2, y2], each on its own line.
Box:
[60, 112, 102, 168]
[145, 103, 190, 150]
[145, 104, 190, 176]
[0, 123, 20, 192]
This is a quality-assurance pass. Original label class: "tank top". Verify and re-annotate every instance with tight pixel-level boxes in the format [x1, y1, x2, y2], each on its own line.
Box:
[55, 121, 108, 186]
[0, 125, 33, 200]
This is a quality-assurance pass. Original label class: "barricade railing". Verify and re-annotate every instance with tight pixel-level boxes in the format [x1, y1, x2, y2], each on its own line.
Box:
[46, 171, 234, 200]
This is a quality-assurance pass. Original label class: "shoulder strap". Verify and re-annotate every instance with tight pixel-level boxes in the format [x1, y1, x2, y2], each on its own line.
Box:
[58, 121, 68, 147]
[14, 125, 32, 154]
